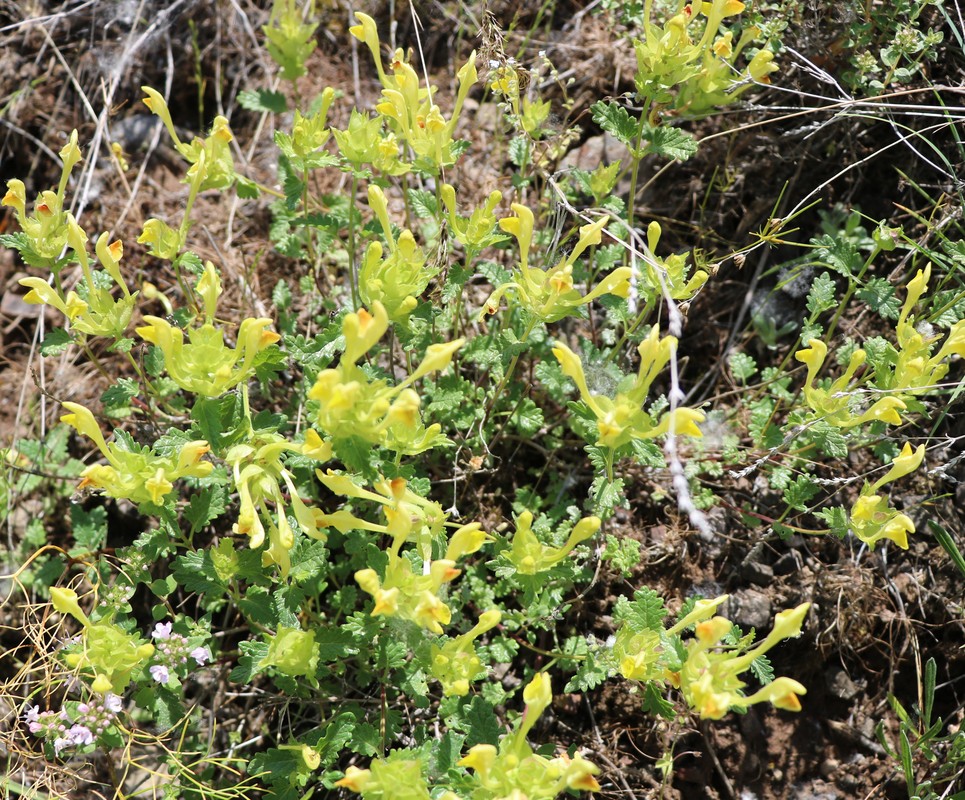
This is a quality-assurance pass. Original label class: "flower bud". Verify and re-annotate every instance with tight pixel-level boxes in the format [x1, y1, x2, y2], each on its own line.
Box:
[50, 587, 89, 625]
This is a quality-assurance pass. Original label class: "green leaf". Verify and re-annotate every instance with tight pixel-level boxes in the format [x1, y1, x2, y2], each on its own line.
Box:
[0, 232, 68, 269]
[70, 504, 107, 554]
[149, 575, 177, 597]
[406, 189, 438, 219]
[640, 681, 675, 719]
[351, 723, 382, 757]
[315, 713, 357, 768]
[564, 650, 612, 692]
[237, 88, 288, 114]
[276, 154, 305, 210]
[515, 397, 544, 437]
[815, 235, 862, 277]
[857, 277, 901, 319]
[809, 418, 849, 459]
[230, 640, 271, 683]
[315, 628, 357, 661]
[642, 124, 699, 161]
[143, 344, 165, 377]
[429, 730, 466, 777]
[235, 176, 260, 199]
[272, 279, 293, 311]
[138, 686, 184, 731]
[590, 100, 639, 145]
[749, 653, 775, 684]
[589, 474, 626, 518]
[172, 550, 226, 595]
[816, 506, 849, 538]
[508, 135, 530, 167]
[239, 586, 277, 626]
[184, 484, 227, 534]
[728, 351, 758, 383]
[629, 438, 665, 468]
[806, 271, 837, 316]
[41, 328, 73, 356]
[101, 378, 139, 415]
[285, 328, 343, 373]
[534, 358, 569, 396]
[928, 520, 965, 577]
[601, 533, 641, 577]
[288, 538, 328, 584]
[190, 395, 241, 451]
[614, 586, 667, 632]
[783, 474, 820, 511]
[462, 696, 501, 747]
[248, 747, 312, 789]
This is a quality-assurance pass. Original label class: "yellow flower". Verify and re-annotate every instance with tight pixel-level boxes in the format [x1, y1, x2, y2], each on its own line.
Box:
[458, 744, 498, 777]
[95, 233, 128, 294]
[19, 277, 88, 322]
[746, 676, 807, 712]
[60, 402, 112, 458]
[141, 87, 184, 150]
[499, 204, 535, 269]
[795, 338, 828, 389]
[349, 12, 387, 84]
[50, 587, 90, 626]
[872, 442, 926, 491]
[335, 765, 372, 793]
[2, 179, 26, 220]
[145, 468, 174, 504]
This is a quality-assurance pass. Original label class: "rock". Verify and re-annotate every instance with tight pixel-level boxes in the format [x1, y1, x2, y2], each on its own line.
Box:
[726, 589, 772, 631]
[773, 550, 803, 575]
[740, 559, 774, 586]
[558, 133, 630, 172]
[826, 666, 861, 700]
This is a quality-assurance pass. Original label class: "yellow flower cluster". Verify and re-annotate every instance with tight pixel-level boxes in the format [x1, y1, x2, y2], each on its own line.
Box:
[308, 302, 462, 453]
[613, 595, 810, 720]
[677, 603, 810, 720]
[482, 204, 630, 323]
[506, 510, 600, 575]
[60, 402, 212, 507]
[320, 471, 486, 633]
[553, 326, 705, 452]
[349, 12, 477, 172]
[634, 0, 778, 115]
[227, 430, 332, 577]
[337, 674, 601, 800]
[136, 262, 281, 398]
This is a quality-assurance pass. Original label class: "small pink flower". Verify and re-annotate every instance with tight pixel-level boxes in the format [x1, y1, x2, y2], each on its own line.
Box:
[191, 646, 212, 666]
[66, 724, 94, 746]
[152, 621, 173, 640]
[104, 694, 123, 713]
[149, 665, 170, 684]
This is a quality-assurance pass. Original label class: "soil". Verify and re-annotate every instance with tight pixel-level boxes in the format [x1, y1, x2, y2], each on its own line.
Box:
[1, 2, 963, 800]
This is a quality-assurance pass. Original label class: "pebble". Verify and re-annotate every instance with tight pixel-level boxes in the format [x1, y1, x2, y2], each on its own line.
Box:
[819, 758, 839, 778]
[740, 559, 774, 586]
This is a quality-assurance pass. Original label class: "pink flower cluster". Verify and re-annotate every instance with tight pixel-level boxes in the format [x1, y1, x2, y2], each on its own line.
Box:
[24, 693, 122, 755]
[148, 621, 212, 685]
